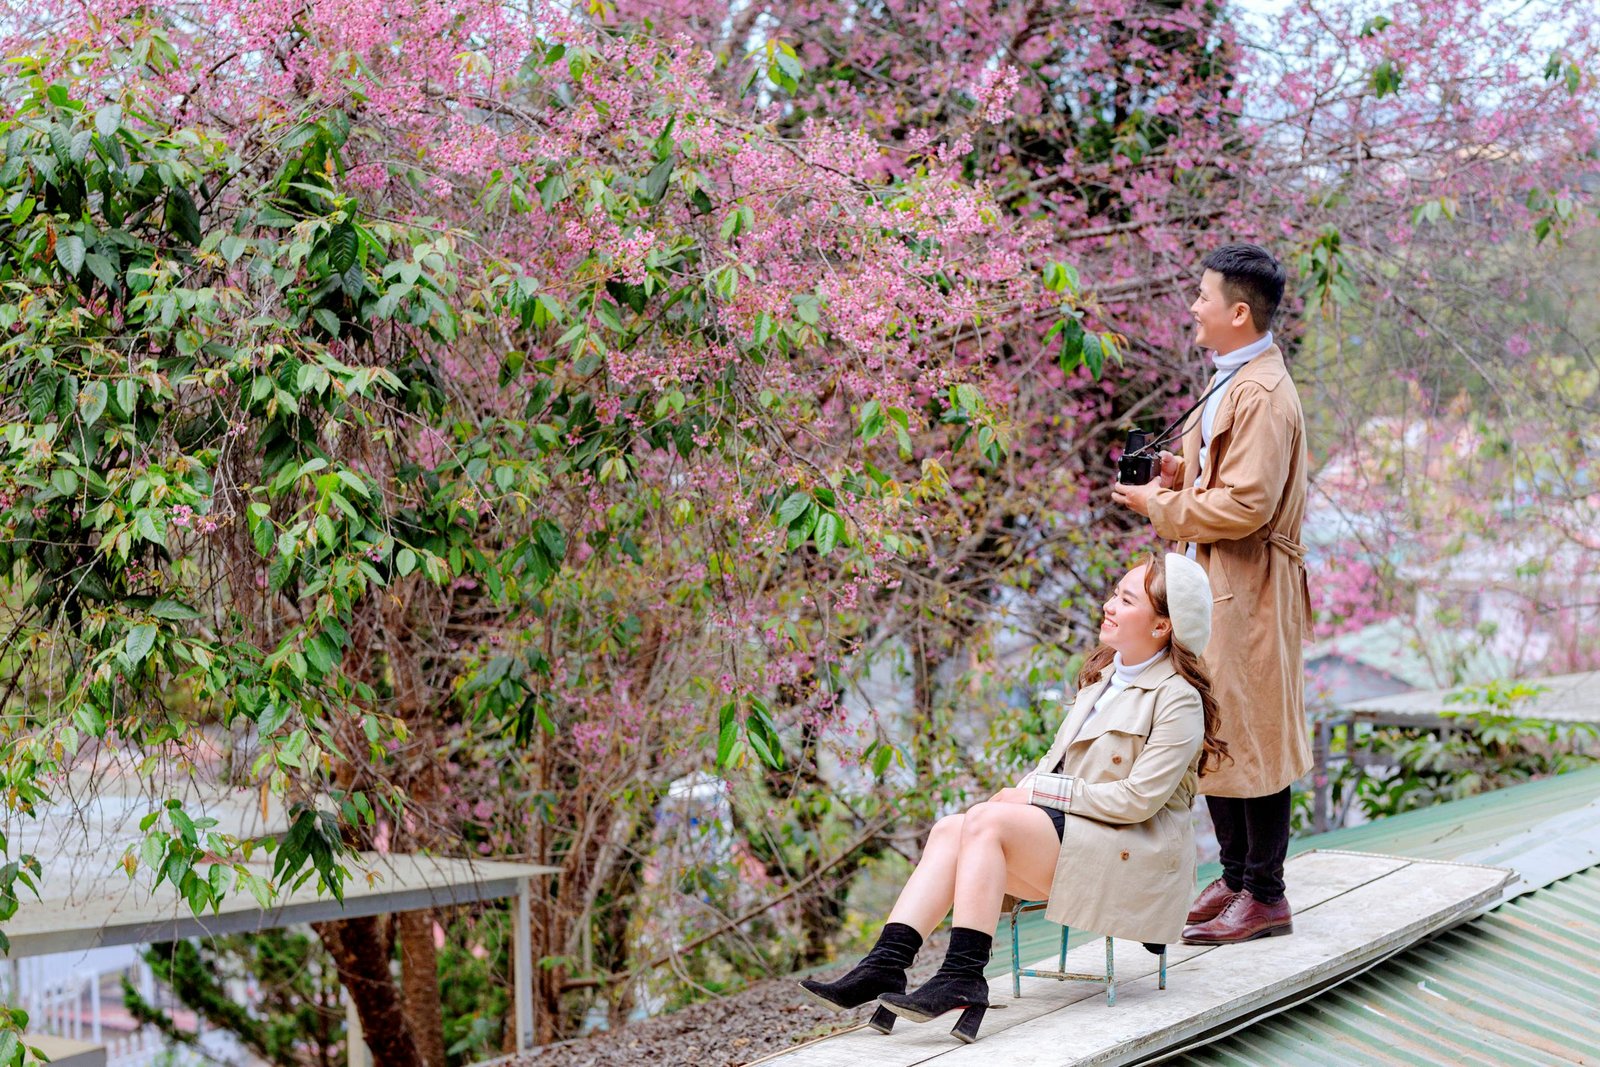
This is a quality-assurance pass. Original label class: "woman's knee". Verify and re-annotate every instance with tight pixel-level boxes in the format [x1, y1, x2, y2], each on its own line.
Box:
[961, 802, 1003, 840]
[928, 813, 964, 845]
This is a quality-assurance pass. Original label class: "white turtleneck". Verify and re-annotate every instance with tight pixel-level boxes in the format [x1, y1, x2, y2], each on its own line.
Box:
[1068, 649, 1167, 746]
[1188, 331, 1273, 560]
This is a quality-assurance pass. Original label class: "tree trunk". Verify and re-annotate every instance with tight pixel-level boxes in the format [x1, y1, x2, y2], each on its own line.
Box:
[398, 909, 448, 1067]
[315, 916, 424, 1067]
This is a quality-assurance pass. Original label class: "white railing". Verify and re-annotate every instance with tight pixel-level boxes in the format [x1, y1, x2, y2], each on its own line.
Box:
[9, 952, 256, 1066]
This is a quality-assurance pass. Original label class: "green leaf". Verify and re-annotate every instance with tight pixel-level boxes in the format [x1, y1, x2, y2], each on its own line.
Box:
[48, 123, 71, 167]
[746, 698, 785, 769]
[536, 173, 567, 212]
[328, 224, 358, 272]
[50, 469, 79, 496]
[715, 701, 738, 768]
[312, 307, 340, 335]
[860, 399, 885, 441]
[642, 155, 675, 205]
[84, 252, 120, 290]
[257, 701, 291, 734]
[777, 491, 811, 528]
[396, 548, 417, 576]
[150, 599, 202, 621]
[1083, 332, 1106, 380]
[95, 103, 123, 138]
[80, 380, 108, 426]
[125, 624, 157, 665]
[775, 50, 804, 85]
[871, 742, 894, 777]
[793, 293, 820, 325]
[166, 186, 202, 245]
[56, 234, 86, 276]
[814, 511, 842, 556]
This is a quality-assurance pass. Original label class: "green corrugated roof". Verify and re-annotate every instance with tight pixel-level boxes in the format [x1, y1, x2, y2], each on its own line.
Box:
[996, 767, 1600, 977]
[996, 768, 1600, 1063]
[1187, 863, 1600, 1064]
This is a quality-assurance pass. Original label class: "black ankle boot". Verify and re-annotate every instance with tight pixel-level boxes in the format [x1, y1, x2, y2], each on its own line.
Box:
[878, 926, 992, 1043]
[799, 921, 922, 1034]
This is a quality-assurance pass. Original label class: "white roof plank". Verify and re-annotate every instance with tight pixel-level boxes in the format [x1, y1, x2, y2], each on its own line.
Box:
[752, 851, 1510, 1067]
[4, 854, 556, 958]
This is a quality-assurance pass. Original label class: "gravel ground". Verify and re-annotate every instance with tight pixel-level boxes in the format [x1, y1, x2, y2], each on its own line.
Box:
[514, 929, 953, 1067]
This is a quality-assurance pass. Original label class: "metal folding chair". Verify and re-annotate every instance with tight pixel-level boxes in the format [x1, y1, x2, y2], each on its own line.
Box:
[1007, 899, 1167, 1006]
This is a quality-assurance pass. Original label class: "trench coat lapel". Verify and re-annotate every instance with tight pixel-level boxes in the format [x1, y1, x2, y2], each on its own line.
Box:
[1051, 676, 1110, 757]
[1203, 350, 1286, 476]
[1182, 347, 1287, 491]
[1072, 657, 1179, 744]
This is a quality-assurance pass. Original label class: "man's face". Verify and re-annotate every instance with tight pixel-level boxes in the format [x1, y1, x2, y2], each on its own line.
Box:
[1188, 269, 1244, 351]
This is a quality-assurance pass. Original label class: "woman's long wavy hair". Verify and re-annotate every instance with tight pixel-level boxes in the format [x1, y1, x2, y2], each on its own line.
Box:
[1076, 554, 1231, 777]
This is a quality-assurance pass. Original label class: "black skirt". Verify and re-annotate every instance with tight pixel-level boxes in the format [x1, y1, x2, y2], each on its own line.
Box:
[1044, 806, 1066, 841]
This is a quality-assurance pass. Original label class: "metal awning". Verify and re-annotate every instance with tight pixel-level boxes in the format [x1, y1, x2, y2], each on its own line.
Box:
[2, 771, 555, 1060]
[1342, 669, 1600, 728]
[3, 853, 553, 958]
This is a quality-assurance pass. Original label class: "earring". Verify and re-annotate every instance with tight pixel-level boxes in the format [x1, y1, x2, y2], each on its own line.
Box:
[1151, 630, 1160, 637]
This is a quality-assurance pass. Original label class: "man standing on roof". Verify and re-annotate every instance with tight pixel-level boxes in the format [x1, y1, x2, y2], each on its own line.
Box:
[1112, 242, 1313, 944]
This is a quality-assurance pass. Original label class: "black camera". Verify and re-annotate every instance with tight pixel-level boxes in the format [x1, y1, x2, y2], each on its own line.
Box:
[1118, 429, 1156, 485]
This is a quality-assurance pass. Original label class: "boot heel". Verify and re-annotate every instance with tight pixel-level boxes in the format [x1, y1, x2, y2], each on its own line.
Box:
[951, 1004, 986, 1043]
[867, 1005, 896, 1034]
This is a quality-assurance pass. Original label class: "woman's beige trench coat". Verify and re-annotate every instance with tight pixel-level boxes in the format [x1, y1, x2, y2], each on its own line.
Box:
[1146, 346, 1314, 798]
[1018, 659, 1202, 946]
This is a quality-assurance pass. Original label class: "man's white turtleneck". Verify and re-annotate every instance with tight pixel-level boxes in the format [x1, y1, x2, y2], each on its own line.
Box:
[1187, 331, 1273, 560]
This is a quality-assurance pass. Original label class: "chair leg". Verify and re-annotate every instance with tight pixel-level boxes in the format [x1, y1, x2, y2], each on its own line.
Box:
[1058, 924, 1069, 972]
[1105, 937, 1116, 1006]
[1159, 947, 1168, 990]
[1010, 902, 1023, 999]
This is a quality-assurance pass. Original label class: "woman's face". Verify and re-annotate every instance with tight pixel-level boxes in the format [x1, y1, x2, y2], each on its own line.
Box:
[1099, 564, 1169, 660]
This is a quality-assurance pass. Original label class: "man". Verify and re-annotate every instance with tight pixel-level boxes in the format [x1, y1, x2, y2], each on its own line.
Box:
[1111, 243, 1313, 944]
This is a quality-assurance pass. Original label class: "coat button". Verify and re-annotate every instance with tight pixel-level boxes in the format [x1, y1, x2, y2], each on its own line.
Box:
[1112, 755, 1123, 765]
[1120, 850, 1130, 861]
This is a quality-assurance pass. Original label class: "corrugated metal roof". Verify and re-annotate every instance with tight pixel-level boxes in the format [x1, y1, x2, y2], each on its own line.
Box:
[1344, 669, 1600, 725]
[1304, 617, 1512, 691]
[1185, 863, 1600, 1064]
[997, 767, 1600, 977]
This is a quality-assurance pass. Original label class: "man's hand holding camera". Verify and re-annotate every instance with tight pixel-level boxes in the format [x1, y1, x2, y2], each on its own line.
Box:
[1111, 449, 1179, 516]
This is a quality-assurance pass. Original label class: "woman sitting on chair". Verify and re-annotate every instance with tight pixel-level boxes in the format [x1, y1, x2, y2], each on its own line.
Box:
[800, 553, 1227, 1043]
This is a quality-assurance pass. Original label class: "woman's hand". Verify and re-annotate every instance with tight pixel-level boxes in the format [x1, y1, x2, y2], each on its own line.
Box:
[988, 786, 1030, 805]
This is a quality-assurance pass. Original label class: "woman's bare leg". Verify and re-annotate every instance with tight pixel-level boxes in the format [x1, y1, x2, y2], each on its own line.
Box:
[885, 813, 965, 937]
[950, 801, 1060, 934]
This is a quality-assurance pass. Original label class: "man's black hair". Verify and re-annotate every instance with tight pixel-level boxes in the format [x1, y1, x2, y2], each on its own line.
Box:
[1201, 243, 1286, 333]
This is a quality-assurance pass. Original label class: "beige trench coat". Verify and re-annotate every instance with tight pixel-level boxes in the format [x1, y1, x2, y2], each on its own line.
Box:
[1146, 345, 1313, 798]
[1018, 659, 1203, 945]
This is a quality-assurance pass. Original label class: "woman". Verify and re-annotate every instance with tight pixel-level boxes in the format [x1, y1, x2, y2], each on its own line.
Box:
[799, 553, 1227, 1043]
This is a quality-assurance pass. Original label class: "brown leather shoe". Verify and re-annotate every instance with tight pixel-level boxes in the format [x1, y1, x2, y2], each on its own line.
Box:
[1181, 889, 1293, 944]
[1186, 877, 1241, 925]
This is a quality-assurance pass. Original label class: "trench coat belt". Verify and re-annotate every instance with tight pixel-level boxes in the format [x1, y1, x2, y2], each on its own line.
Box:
[1265, 530, 1306, 564]
[1265, 529, 1314, 616]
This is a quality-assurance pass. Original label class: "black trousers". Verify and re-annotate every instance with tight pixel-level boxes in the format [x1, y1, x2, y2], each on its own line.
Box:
[1207, 787, 1291, 904]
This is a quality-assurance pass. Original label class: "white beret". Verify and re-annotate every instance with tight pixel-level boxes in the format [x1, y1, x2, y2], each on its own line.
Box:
[1163, 552, 1213, 656]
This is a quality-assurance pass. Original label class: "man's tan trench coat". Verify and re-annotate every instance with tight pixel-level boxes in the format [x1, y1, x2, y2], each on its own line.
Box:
[1018, 658, 1202, 946]
[1146, 345, 1313, 798]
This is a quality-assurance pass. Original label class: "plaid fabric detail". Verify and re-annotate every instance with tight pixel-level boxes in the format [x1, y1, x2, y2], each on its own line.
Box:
[1028, 772, 1075, 813]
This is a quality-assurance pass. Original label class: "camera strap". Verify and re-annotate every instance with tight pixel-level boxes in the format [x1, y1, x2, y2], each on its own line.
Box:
[1135, 366, 1243, 456]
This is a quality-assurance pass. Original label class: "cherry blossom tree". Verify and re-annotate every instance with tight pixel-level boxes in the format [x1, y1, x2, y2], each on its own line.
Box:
[0, 0, 1595, 1060]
